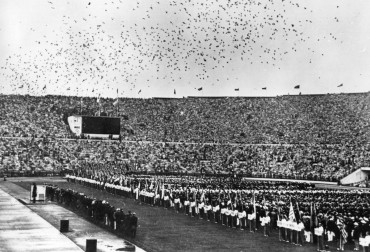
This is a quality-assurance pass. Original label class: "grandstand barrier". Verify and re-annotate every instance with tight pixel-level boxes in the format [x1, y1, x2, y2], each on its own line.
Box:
[124, 171, 339, 182]
[86, 239, 97, 252]
[0, 167, 339, 182]
[0, 170, 67, 178]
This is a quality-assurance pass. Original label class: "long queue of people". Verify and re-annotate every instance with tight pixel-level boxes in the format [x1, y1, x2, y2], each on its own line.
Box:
[2, 137, 370, 183]
[66, 174, 370, 251]
[45, 184, 138, 238]
[1, 93, 370, 144]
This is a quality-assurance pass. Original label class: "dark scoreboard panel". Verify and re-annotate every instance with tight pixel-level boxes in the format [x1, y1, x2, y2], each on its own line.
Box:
[81, 116, 120, 135]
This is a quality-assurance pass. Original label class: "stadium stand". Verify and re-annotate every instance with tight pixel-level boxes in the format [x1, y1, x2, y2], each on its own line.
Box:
[1, 93, 370, 183]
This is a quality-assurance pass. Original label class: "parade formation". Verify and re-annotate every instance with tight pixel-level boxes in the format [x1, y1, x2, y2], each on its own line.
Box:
[65, 174, 370, 251]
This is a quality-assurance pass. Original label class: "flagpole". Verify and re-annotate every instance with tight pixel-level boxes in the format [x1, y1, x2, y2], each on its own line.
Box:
[116, 88, 119, 117]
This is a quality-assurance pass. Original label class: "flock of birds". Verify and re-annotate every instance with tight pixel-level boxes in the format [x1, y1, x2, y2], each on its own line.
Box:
[0, 0, 343, 97]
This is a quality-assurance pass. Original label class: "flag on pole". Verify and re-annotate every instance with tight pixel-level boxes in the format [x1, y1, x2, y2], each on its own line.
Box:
[313, 203, 318, 227]
[296, 202, 301, 222]
[289, 201, 296, 222]
[113, 98, 119, 106]
[174, 89, 176, 95]
[161, 183, 165, 199]
[253, 191, 256, 216]
[310, 202, 313, 229]
[341, 226, 348, 244]
[200, 190, 205, 202]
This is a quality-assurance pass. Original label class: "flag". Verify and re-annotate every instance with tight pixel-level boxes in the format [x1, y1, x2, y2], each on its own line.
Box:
[135, 182, 140, 200]
[113, 98, 119, 106]
[341, 226, 348, 244]
[277, 205, 282, 221]
[200, 190, 205, 202]
[289, 201, 296, 222]
[294, 85, 300, 89]
[337, 83, 343, 87]
[154, 181, 159, 203]
[198, 87, 203, 91]
[311, 203, 318, 230]
[262, 87, 267, 90]
[43, 85, 46, 90]
[235, 88, 239, 91]
[161, 183, 165, 199]
[310, 202, 313, 229]
[138, 89, 141, 94]
[296, 202, 301, 222]
[174, 89, 176, 95]
[253, 191, 256, 216]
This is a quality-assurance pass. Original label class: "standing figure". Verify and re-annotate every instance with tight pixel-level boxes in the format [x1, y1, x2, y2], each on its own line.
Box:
[32, 183, 37, 203]
[131, 212, 138, 238]
[352, 222, 361, 251]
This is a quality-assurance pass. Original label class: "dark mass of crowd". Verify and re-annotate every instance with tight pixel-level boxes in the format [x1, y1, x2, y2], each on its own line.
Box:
[1, 136, 370, 182]
[45, 184, 138, 238]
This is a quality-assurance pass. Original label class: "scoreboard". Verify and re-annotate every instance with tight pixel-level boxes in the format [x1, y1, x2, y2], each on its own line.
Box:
[68, 115, 120, 139]
[82, 116, 120, 135]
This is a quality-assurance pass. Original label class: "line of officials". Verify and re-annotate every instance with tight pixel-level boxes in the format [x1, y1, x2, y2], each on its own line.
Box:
[45, 185, 138, 238]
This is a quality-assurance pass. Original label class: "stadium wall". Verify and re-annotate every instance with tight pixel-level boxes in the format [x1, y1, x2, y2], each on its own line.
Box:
[340, 167, 370, 185]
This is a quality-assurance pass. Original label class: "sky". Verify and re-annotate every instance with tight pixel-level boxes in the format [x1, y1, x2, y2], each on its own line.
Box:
[0, 0, 369, 98]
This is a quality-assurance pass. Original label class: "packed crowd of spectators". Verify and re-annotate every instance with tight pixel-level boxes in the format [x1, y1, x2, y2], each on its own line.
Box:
[1, 92, 369, 144]
[1, 136, 370, 182]
[0, 93, 369, 181]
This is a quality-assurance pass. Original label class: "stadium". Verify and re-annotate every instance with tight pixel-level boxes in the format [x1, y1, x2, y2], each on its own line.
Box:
[1, 0, 370, 252]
